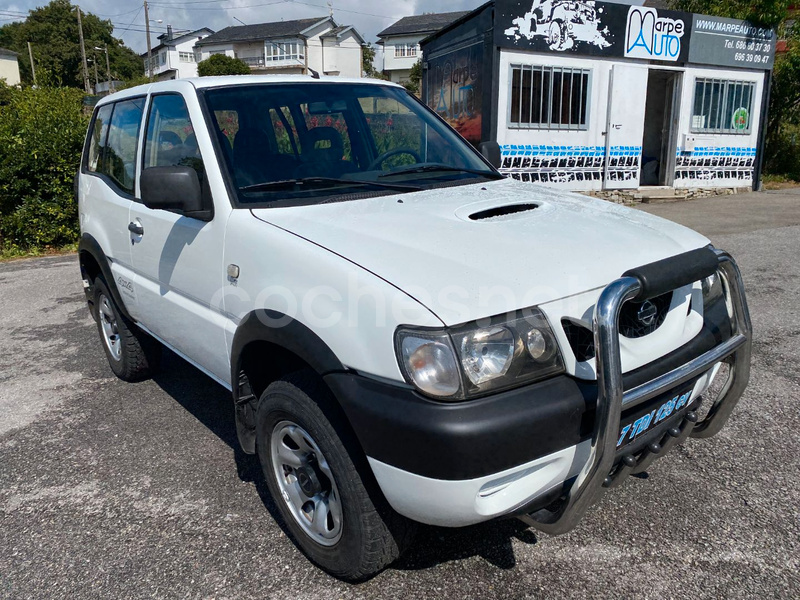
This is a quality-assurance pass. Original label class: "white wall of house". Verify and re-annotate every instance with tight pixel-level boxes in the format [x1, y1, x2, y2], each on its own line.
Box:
[0, 54, 21, 86]
[321, 33, 362, 77]
[495, 48, 765, 191]
[382, 34, 422, 82]
[196, 21, 363, 77]
[146, 33, 212, 79]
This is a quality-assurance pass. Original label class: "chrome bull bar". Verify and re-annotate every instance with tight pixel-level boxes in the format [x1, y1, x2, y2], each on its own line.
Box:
[521, 247, 752, 535]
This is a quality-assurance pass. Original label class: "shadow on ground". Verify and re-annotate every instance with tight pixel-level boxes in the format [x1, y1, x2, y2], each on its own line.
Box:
[149, 349, 540, 576]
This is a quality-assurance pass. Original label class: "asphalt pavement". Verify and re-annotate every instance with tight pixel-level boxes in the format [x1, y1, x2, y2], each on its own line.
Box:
[1, 190, 799, 599]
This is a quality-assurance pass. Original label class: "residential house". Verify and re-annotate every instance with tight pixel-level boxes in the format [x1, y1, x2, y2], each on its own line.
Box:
[195, 17, 366, 78]
[0, 47, 20, 86]
[377, 11, 470, 84]
[142, 27, 215, 80]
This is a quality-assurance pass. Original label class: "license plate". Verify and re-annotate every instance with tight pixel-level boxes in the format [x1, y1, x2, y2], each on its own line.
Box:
[616, 387, 694, 449]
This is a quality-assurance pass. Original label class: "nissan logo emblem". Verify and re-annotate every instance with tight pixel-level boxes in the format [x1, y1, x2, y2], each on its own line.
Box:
[637, 300, 658, 326]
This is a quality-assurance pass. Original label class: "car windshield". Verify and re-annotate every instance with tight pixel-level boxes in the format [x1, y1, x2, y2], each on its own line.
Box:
[201, 82, 501, 207]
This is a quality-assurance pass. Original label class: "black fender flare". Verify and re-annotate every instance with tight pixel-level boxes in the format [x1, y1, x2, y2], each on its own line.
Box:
[230, 309, 347, 453]
[78, 233, 134, 321]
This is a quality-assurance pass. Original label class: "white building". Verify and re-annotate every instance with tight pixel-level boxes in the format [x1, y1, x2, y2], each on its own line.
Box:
[194, 17, 366, 78]
[422, 1, 776, 193]
[377, 11, 470, 84]
[143, 27, 215, 80]
[0, 47, 21, 86]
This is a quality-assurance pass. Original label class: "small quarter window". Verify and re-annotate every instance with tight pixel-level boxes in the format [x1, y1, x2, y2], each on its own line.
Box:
[86, 104, 113, 173]
[104, 98, 145, 194]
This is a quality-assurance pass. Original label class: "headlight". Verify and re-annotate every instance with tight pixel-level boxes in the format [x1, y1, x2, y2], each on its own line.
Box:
[395, 308, 564, 400]
[396, 331, 461, 398]
[701, 271, 724, 307]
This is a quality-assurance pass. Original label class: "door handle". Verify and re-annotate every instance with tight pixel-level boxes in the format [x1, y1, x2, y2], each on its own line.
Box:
[128, 222, 144, 236]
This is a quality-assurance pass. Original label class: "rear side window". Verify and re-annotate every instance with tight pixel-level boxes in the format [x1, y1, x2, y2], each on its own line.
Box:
[143, 94, 204, 180]
[105, 98, 146, 194]
[86, 104, 113, 173]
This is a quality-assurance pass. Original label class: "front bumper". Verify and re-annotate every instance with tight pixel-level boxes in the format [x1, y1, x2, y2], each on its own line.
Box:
[521, 247, 751, 534]
[326, 248, 750, 530]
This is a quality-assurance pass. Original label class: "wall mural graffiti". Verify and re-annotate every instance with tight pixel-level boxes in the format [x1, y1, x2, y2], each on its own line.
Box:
[503, 1, 611, 52]
[495, 1, 691, 62]
[424, 42, 483, 147]
[499, 144, 641, 184]
[674, 146, 755, 183]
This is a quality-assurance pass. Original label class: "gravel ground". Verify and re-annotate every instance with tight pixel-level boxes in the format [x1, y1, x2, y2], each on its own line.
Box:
[1, 191, 799, 599]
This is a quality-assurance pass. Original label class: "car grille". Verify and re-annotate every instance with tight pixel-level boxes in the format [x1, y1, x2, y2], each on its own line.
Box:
[561, 291, 673, 362]
[562, 319, 596, 362]
[619, 292, 672, 338]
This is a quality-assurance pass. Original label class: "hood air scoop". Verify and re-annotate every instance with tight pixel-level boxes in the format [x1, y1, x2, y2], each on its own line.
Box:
[468, 203, 539, 221]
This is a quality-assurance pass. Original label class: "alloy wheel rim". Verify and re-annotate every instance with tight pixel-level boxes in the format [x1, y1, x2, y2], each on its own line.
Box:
[98, 294, 122, 361]
[270, 420, 343, 546]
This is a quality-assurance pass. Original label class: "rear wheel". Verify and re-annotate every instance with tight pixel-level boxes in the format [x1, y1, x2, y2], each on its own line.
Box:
[256, 371, 413, 581]
[93, 278, 160, 382]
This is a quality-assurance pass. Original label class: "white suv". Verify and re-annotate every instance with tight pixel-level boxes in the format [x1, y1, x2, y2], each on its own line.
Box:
[77, 76, 751, 580]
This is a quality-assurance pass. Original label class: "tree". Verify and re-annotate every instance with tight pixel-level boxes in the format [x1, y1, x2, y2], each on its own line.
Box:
[362, 43, 380, 78]
[197, 54, 251, 77]
[0, 0, 142, 89]
[668, 0, 790, 27]
[403, 59, 422, 95]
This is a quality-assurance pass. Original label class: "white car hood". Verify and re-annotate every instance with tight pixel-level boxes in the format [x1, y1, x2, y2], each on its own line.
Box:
[251, 178, 710, 326]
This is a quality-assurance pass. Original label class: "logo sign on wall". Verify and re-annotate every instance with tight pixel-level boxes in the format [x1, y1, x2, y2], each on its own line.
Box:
[624, 7, 686, 61]
[495, 1, 690, 63]
[688, 14, 775, 69]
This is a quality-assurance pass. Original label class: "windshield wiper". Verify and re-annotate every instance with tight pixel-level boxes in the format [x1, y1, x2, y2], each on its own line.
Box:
[378, 164, 505, 180]
[240, 176, 421, 194]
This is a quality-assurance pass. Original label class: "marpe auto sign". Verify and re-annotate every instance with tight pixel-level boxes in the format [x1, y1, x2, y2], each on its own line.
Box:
[625, 6, 687, 62]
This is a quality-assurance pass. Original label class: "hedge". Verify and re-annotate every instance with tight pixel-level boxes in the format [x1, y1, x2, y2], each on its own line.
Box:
[0, 85, 88, 253]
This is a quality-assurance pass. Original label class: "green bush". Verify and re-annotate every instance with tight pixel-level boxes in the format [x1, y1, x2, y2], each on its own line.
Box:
[197, 54, 251, 77]
[0, 84, 88, 252]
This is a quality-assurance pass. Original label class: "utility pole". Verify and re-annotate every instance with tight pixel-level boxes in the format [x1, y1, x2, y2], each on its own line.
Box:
[76, 7, 91, 94]
[104, 46, 111, 91]
[27, 41, 36, 86]
[91, 58, 99, 92]
[95, 45, 111, 94]
[144, 0, 153, 81]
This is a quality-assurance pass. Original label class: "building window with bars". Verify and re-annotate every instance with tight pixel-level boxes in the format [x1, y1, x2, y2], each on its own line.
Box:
[509, 65, 590, 130]
[179, 51, 195, 63]
[394, 44, 418, 58]
[265, 40, 304, 62]
[691, 78, 755, 134]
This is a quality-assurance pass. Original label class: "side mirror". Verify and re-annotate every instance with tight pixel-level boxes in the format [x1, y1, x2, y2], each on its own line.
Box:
[140, 166, 204, 215]
[479, 141, 502, 169]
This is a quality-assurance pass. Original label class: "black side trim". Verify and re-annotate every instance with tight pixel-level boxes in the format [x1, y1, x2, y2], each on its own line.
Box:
[78, 233, 133, 321]
[230, 311, 346, 390]
[230, 311, 348, 454]
[623, 247, 718, 301]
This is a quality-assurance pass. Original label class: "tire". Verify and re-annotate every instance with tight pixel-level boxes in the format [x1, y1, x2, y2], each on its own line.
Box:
[93, 277, 160, 382]
[548, 20, 566, 50]
[256, 370, 413, 581]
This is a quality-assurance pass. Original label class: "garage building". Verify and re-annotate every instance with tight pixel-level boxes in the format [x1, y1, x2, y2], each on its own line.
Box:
[421, 1, 776, 193]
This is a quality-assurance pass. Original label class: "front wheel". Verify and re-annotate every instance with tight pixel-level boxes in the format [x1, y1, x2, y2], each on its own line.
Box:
[256, 371, 413, 581]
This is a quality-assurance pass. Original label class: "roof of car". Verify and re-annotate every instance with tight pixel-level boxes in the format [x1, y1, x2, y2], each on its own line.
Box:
[96, 75, 404, 106]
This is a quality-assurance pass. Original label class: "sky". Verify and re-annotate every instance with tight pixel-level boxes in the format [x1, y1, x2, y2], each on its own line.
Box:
[1, 0, 481, 52]
[1, 0, 642, 57]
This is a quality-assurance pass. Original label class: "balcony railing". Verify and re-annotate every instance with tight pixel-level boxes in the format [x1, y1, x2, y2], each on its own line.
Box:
[240, 55, 265, 67]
